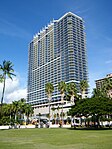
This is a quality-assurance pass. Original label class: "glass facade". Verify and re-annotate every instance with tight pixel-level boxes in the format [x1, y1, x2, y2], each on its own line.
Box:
[27, 12, 88, 105]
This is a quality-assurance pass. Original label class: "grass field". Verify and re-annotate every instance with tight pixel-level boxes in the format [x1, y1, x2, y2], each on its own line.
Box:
[0, 128, 112, 149]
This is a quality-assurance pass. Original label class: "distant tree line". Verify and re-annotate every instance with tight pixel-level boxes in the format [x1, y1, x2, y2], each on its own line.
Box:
[0, 98, 33, 125]
[0, 60, 33, 125]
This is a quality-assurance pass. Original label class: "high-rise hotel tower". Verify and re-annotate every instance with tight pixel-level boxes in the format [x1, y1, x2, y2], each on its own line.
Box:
[27, 12, 88, 107]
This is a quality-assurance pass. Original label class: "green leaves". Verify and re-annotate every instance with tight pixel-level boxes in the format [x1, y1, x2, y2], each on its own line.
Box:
[93, 77, 112, 98]
[66, 82, 77, 96]
[0, 99, 33, 125]
[69, 97, 112, 117]
[0, 60, 16, 105]
[45, 82, 54, 98]
[80, 80, 89, 92]
[58, 81, 66, 94]
[102, 78, 112, 96]
[0, 74, 4, 83]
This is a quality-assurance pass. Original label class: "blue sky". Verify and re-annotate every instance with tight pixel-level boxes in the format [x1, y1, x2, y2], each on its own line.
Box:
[0, 0, 112, 102]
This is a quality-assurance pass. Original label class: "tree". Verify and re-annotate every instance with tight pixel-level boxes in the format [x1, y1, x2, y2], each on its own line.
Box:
[51, 107, 55, 119]
[0, 103, 14, 125]
[13, 99, 33, 124]
[24, 104, 33, 124]
[56, 106, 60, 123]
[58, 81, 66, 102]
[93, 78, 112, 98]
[92, 88, 106, 98]
[0, 74, 3, 83]
[0, 60, 16, 106]
[66, 82, 77, 104]
[12, 101, 19, 122]
[102, 78, 112, 98]
[0, 99, 33, 125]
[24, 104, 33, 118]
[18, 98, 26, 119]
[45, 82, 54, 99]
[58, 81, 66, 126]
[68, 97, 112, 127]
[45, 82, 54, 127]
[80, 80, 89, 99]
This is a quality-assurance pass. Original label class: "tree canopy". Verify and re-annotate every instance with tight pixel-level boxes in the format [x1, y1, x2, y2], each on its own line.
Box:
[68, 97, 112, 117]
[0, 99, 33, 125]
[45, 82, 54, 99]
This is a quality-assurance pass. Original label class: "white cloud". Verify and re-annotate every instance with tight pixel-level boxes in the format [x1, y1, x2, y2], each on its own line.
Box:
[6, 88, 27, 103]
[0, 77, 27, 104]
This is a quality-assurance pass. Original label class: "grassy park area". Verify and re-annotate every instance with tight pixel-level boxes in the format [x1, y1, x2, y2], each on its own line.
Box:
[0, 128, 112, 149]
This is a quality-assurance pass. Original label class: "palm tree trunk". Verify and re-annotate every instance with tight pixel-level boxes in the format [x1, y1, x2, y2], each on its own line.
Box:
[61, 94, 64, 127]
[15, 114, 17, 121]
[61, 103, 63, 127]
[1, 75, 6, 106]
[61, 93, 64, 101]
[82, 90, 85, 99]
[0, 75, 6, 116]
[48, 98, 51, 128]
[70, 95, 74, 104]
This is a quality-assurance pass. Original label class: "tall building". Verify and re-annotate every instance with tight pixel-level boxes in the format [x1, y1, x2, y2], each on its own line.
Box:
[27, 12, 88, 115]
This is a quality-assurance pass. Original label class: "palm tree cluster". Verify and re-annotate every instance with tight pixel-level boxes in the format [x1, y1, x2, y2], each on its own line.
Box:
[51, 106, 67, 124]
[0, 98, 33, 125]
[45, 80, 89, 104]
[45, 80, 89, 127]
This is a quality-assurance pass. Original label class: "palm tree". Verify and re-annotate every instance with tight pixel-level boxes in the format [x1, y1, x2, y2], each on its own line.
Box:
[12, 101, 19, 122]
[56, 106, 60, 124]
[80, 80, 89, 99]
[45, 82, 54, 99]
[92, 88, 106, 98]
[24, 104, 33, 124]
[58, 81, 66, 102]
[67, 82, 77, 104]
[58, 81, 66, 126]
[45, 82, 54, 128]
[5, 103, 13, 124]
[0, 60, 16, 106]
[18, 98, 26, 119]
[0, 74, 3, 83]
[102, 78, 112, 98]
[51, 107, 55, 120]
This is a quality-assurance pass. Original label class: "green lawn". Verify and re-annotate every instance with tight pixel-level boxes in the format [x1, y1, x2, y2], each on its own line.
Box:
[0, 128, 112, 149]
